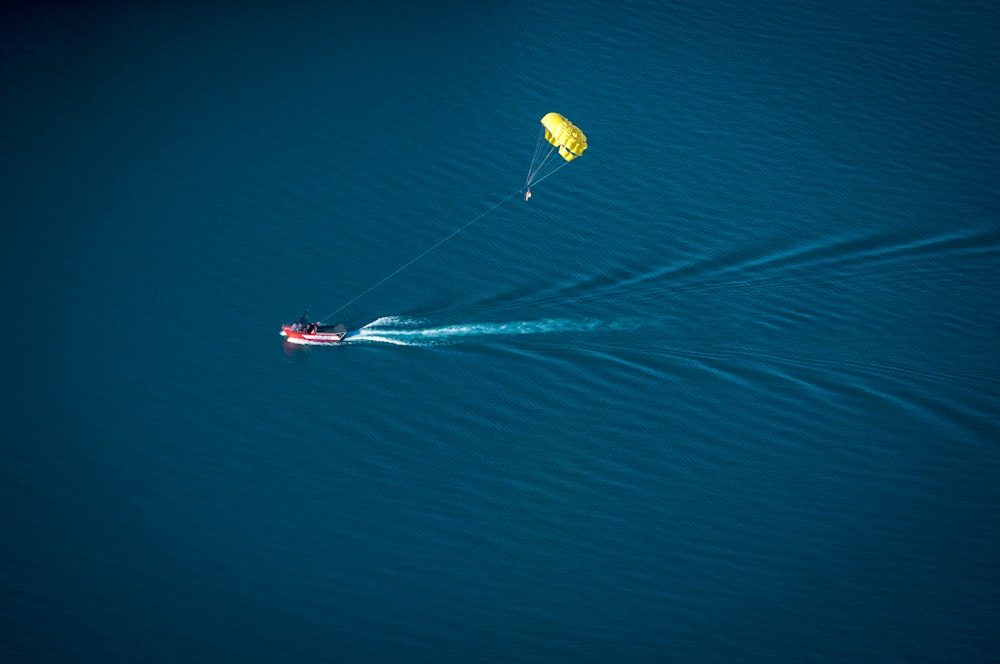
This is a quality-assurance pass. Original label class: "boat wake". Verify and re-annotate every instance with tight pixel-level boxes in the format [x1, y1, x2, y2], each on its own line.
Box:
[346, 315, 610, 346]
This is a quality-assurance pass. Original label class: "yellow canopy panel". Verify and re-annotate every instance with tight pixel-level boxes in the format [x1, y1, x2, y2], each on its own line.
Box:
[541, 112, 587, 162]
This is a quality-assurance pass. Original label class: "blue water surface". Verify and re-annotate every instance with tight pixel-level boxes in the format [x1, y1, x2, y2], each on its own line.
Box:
[2, 1, 999, 661]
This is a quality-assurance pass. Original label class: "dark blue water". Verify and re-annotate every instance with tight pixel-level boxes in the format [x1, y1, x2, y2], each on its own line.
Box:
[3, 1, 999, 661]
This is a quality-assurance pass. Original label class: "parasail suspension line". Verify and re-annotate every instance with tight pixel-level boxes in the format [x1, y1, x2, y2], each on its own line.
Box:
[526, 145, 559, 187]
[525, 156, 572, 189]
[525, 126, 548, 187]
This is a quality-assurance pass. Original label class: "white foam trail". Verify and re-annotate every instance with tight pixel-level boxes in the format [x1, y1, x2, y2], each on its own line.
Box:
[350, 317, 610, 346]
[349, 335, 411, 346]
[362, 315, 421, 328]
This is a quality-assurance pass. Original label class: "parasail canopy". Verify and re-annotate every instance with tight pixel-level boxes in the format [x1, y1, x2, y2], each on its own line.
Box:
[540, 112, 587, 162]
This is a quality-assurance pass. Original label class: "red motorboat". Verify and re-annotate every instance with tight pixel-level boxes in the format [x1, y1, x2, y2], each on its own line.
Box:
[281, 312, 348, 345]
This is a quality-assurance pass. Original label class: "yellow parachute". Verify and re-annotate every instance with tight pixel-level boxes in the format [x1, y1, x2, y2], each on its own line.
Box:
[525, 112, 587, 189]
[540, 112, 587, 162]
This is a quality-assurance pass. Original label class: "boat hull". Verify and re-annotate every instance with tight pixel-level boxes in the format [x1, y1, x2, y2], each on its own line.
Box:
[280, 324, 347, 345]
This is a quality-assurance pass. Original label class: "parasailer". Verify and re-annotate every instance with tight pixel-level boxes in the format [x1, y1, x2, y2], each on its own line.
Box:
[525, 112, 587, 192]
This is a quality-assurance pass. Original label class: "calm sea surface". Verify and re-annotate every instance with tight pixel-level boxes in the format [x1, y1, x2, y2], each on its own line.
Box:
[3, 1, 999, 661]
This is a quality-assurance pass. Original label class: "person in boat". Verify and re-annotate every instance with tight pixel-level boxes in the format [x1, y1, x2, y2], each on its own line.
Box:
[524, 189, 532, 202]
